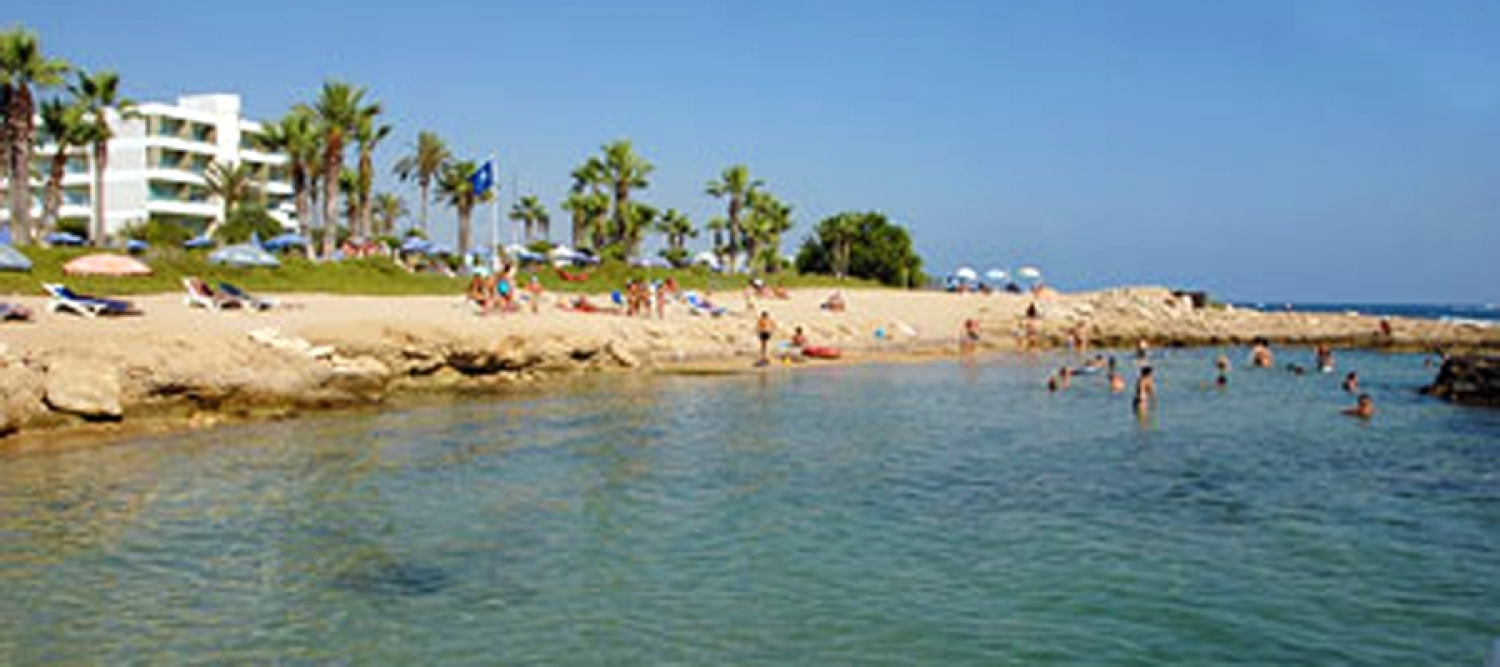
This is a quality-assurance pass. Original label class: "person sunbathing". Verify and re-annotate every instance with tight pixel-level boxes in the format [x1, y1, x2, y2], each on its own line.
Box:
[821, 291, 847, 312]
[467, 274, 494, 313]
[0, 302, 33, 322]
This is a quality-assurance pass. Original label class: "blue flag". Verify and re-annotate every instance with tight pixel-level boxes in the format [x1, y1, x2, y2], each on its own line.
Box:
[470, 161, 495, 196]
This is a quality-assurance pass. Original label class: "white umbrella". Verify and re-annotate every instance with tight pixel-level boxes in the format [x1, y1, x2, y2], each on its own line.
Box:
[954, 267, 978, 281]
[693, 250, 720, 268]
[548, 245, 576, 259]
[985, 269, 1007, 282]
[1017, 266, 1042, 280]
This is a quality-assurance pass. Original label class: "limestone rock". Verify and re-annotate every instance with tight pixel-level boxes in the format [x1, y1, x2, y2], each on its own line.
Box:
[0, 366, 46, 434]
[45, 360, 123, 420]
[604, 341, 640, 368]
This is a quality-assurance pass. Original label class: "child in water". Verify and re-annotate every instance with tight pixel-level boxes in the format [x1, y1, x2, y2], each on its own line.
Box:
[1134, 366, 1157, 415]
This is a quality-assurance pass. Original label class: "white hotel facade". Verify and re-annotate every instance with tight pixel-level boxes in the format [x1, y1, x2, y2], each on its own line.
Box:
[2, 93, 296, 237]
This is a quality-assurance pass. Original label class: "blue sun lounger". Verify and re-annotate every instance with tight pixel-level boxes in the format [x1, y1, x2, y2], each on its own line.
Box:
[44, 283, 138, 318]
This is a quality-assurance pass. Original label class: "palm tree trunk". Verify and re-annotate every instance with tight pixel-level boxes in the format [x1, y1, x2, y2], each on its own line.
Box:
[43, 153, 67, 232]
[6, 90, 34, 244]
[92, 142, 108, 243]
[294, 174, 313, 260]
[322, 156, 338, 259]
[458, 207, 472, 257]
[418, 178, 430, 233]
[727, 198, 742, 273]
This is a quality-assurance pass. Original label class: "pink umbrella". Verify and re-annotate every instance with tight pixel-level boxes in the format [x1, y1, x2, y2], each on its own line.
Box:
[63, 254, 153, 277]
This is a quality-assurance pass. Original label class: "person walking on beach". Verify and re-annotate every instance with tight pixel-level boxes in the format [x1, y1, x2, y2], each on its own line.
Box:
[1134, 366, 1157, 416]
[526, 276, 544, 314]
[755, 311, 776, 366]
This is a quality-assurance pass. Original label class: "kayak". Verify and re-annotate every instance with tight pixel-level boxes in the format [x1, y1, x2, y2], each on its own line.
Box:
[802, 346, 842, 360]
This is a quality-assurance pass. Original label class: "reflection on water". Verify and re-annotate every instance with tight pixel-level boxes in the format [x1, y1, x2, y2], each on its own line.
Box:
[1, 350, 1498, 664]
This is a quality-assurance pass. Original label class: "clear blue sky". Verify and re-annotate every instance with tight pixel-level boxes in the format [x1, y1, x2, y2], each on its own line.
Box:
[18, 0, 1500, 303]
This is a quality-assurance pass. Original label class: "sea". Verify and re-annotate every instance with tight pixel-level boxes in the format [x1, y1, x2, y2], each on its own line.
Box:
[2, 348, 1498, 664]
[1238, 302, 1500, 327]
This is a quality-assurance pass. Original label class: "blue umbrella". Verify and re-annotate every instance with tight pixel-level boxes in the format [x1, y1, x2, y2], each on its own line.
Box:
[0, 227, 10, 245]
[0, 244, 31, 272]
[263, 233, 308, 251]
[210, 243, 281, 268]
[126, 239, 149, 253]
[401, 237, 434, 254]
[184, 235, 213, 249]
[45, 232, 86, 247]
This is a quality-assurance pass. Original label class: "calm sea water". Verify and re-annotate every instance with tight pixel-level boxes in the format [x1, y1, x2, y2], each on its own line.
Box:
[2, 349, 1498, 665]
[1238, 302, 1500, 326]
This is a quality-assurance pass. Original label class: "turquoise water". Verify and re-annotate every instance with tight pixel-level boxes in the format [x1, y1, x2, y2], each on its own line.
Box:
[2, 349, 1498, 664]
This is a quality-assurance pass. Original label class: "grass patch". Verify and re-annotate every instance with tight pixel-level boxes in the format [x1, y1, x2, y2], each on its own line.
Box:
[0, 247, 879, 297]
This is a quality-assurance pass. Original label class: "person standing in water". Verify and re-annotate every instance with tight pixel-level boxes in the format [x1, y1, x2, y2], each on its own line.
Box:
[1107, 356, 1126, 393]
[755, 311, 776, 366]
[1215, 351, 1231, 387]
[1250, 340, 1275, 368]
[1342, 371, 1360, 393]
[1134, 366, 1157, 415]
[959, 318, 981, 355]
[1315, 344, 1335, 373]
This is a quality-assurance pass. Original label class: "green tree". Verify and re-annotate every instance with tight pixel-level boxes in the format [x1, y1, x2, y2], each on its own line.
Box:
[561, 191, 608, 251]
[596, 140, 653, 254]
[214, 204, 283, 244]
[509, 194, 550, 242]
[655, 208, 696, 268]
[371, 192, 406, 237]
[260, 108, 320, 258]
[1, 27, 70, 243]
[438, 159, 492, 256]
[203, 160, 256, 237]
[743, 190, 794, 274]
[73, 69, 134, 243]
[38, 97, 89, 231]
[352, 107, 390, 239]
[392, 130, 450, 234]
[704, 217, 728, 265]
[299, 80, 368, 258]
[705, 164, 763, 272]
[620, 202, 657, 260]
[796, 212, 925, 288]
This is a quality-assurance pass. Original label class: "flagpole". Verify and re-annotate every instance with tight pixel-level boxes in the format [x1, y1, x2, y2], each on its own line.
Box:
[510, 171, 520, 247]
[489, 153, 499, 262]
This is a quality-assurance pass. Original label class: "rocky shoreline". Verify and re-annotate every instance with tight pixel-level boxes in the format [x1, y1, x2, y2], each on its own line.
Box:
[2, 287, 1497, 446]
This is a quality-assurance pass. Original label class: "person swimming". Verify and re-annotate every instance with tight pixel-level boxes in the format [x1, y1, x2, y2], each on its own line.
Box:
[1342, 371, 1359, 393]
[1343, 393, 1374, 419]
[1250, 340, 1274, 368]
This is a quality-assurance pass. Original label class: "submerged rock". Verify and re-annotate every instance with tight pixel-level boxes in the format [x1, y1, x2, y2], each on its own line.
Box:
[1423, 356, 1500, 407]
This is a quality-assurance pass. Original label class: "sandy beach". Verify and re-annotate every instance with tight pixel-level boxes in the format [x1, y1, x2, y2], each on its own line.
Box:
[2, 286, 1497, 444]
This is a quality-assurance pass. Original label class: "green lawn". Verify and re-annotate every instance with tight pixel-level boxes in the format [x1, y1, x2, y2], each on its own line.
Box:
[0, 247, 876, 297]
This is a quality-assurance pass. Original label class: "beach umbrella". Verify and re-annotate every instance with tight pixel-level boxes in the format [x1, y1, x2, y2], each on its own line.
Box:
[0, 227, 10, 245]
[0, 244, 32, 272]
[262, 233, 308, 251]
[548, 245, 576, 260]
[46, 231, 86, 247]
[126, 239, 149, 254]
[210, 243, 281, 268]
[1017, 266, 1042, 280]
[693, 250, 720, 269]
[985, 269, 1007, 282]
[183, 235, 213, 249]
[954, 267, 978, 281]
[63, 253, 152, 277]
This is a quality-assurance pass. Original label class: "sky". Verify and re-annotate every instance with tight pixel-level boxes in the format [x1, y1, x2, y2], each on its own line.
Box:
[15, 0, 1500, 303]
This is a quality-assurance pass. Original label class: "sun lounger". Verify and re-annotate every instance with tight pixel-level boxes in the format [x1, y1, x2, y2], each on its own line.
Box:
[217, 282, 276, 311]
[43, 283, 138, 318]
[683, 292, 727, 317]
[182, 277, 242, 311]
[0, 302, 32, 322]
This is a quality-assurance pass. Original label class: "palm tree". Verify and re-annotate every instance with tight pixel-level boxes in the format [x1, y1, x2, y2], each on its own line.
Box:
[338, 167, 359, 237]
[73, 69, 134, 243]
[204, 160, 256, 236]
[438, 159, 490, 256]
[561, 191, 608, 251]
[38, 97, 89, 231]
[300, 80, 367, 258]
[705, 164, 763, 272]
[743, 190, 794, 273]
[370, 192, 406, 237]
[597, 140, 653, 251]
[261, 109, 320, 258]
[509, 195, 549, 243]
[353, 108, 390, 239]
[1, 27, 70, 243]
[620, 202, 657, 259]
[705, 217, 728, 265]
[655, 208, 696, 267]
[827, 215, 859, 279]
[392, 131, 449, 234]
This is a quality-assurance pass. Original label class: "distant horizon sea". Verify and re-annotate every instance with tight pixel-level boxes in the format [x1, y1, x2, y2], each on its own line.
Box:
[1236, 301, 1499, 326]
